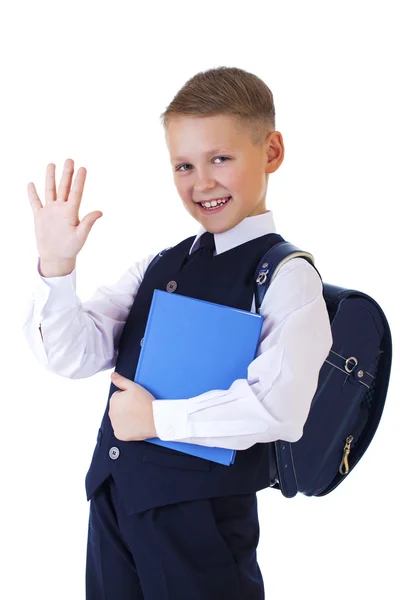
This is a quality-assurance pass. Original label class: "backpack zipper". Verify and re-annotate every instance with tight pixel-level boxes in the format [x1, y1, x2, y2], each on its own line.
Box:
[339, 435, 354, 474]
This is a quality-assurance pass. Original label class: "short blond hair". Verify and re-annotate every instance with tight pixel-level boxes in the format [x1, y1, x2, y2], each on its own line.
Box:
[159, 66, 276, 147]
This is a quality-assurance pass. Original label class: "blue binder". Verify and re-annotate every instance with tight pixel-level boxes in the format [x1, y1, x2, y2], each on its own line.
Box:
[134, 289, 263, 466]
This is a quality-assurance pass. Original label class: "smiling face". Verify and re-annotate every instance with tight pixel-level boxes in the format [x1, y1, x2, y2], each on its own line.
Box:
[164, 114, 285, 234]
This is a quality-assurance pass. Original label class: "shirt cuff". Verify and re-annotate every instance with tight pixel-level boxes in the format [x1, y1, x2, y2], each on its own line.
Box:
[35, 256, 78, 309]
[152, 399, 191, 440]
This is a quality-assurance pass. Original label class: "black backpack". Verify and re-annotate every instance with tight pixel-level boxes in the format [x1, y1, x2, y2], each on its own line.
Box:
[146, 238, 392, 498]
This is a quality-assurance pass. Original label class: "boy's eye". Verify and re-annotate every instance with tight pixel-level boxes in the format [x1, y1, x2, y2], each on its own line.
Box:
[175, 156, 230, 172]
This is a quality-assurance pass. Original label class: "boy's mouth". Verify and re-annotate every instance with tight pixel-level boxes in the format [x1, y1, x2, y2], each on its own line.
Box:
[195, 196, 232, 214]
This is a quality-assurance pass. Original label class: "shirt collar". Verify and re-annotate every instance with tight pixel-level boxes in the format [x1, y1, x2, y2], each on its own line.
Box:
[189, 210, 277, 255]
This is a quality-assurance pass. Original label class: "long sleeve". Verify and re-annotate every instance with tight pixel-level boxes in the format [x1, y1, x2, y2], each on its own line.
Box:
[22, 254, 157, 378]
[152, 257, 333, 450]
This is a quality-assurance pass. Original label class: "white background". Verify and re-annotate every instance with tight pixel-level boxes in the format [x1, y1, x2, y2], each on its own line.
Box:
[1, 0, 399, 598]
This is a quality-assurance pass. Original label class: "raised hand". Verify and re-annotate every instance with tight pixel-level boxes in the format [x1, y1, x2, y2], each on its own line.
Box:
[27, 158, 103, 276]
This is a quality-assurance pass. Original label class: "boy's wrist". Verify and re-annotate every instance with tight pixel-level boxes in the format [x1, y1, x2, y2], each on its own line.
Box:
[39, 258, 76, 278]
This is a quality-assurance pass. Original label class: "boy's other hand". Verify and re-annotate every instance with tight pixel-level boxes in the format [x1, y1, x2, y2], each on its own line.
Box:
[109, 372, 158, 441]
[27, 158, 103, 275]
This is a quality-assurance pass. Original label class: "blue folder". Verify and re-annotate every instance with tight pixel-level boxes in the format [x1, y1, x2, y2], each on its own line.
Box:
[134, 289, 263, 466]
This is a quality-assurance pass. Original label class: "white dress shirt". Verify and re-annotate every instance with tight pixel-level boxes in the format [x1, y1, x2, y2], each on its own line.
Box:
[22, 210, 333, 451]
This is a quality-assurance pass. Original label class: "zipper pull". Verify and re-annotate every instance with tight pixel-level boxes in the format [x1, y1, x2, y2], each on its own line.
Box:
[339, 435, 354, 475]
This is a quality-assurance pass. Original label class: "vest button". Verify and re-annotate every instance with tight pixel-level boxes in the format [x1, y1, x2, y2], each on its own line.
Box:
[166, 280, 177, 292]
[109, 446, 120, 460]
[140, 337, 144, 347]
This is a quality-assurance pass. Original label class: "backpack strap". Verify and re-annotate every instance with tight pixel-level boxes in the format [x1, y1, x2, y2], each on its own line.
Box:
[254, 241, 320, 312]
[254, 241, 321, 498]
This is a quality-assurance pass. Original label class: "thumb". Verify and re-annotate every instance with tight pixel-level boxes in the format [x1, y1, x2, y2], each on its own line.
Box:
[111, 371, 129, 390]
[78, 211, 103, 242]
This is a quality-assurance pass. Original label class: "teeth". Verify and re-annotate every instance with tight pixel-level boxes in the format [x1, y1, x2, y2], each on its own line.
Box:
[201, 197, 230, 208]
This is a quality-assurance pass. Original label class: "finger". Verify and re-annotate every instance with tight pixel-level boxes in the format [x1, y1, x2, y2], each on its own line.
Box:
[45, 163, 57, 203]
[57, 158, 75, 202]
[27, 182, 43, 215]
[68, 166, 87, 210]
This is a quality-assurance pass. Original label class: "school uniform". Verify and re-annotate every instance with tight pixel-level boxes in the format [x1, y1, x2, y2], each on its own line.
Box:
[22, 210, 333, 599]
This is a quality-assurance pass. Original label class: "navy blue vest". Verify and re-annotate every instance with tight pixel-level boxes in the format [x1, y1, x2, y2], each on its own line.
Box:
[85, 231, 285, 514]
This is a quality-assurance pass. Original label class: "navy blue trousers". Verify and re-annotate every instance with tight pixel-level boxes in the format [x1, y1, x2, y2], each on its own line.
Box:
[86, 475, 265, 599]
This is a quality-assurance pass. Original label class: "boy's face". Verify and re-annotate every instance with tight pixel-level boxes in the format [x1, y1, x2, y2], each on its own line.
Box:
[165, 114, 284, 234]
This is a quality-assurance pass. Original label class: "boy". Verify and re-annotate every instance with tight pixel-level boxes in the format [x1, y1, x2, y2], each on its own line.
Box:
[24, 66, 333, 599]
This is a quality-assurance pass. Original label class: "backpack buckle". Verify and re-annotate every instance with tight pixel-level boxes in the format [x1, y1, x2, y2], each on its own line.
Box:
[256, 263, 270, 285]
[344, 356, 358, 373]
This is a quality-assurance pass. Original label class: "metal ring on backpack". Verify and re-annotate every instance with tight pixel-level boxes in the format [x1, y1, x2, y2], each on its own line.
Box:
[344, 356, 358, 373]
[256, 270, 269, 285]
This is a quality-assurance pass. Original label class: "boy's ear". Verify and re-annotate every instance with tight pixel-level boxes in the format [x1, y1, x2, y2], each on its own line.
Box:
[265, 131, 285, 174]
